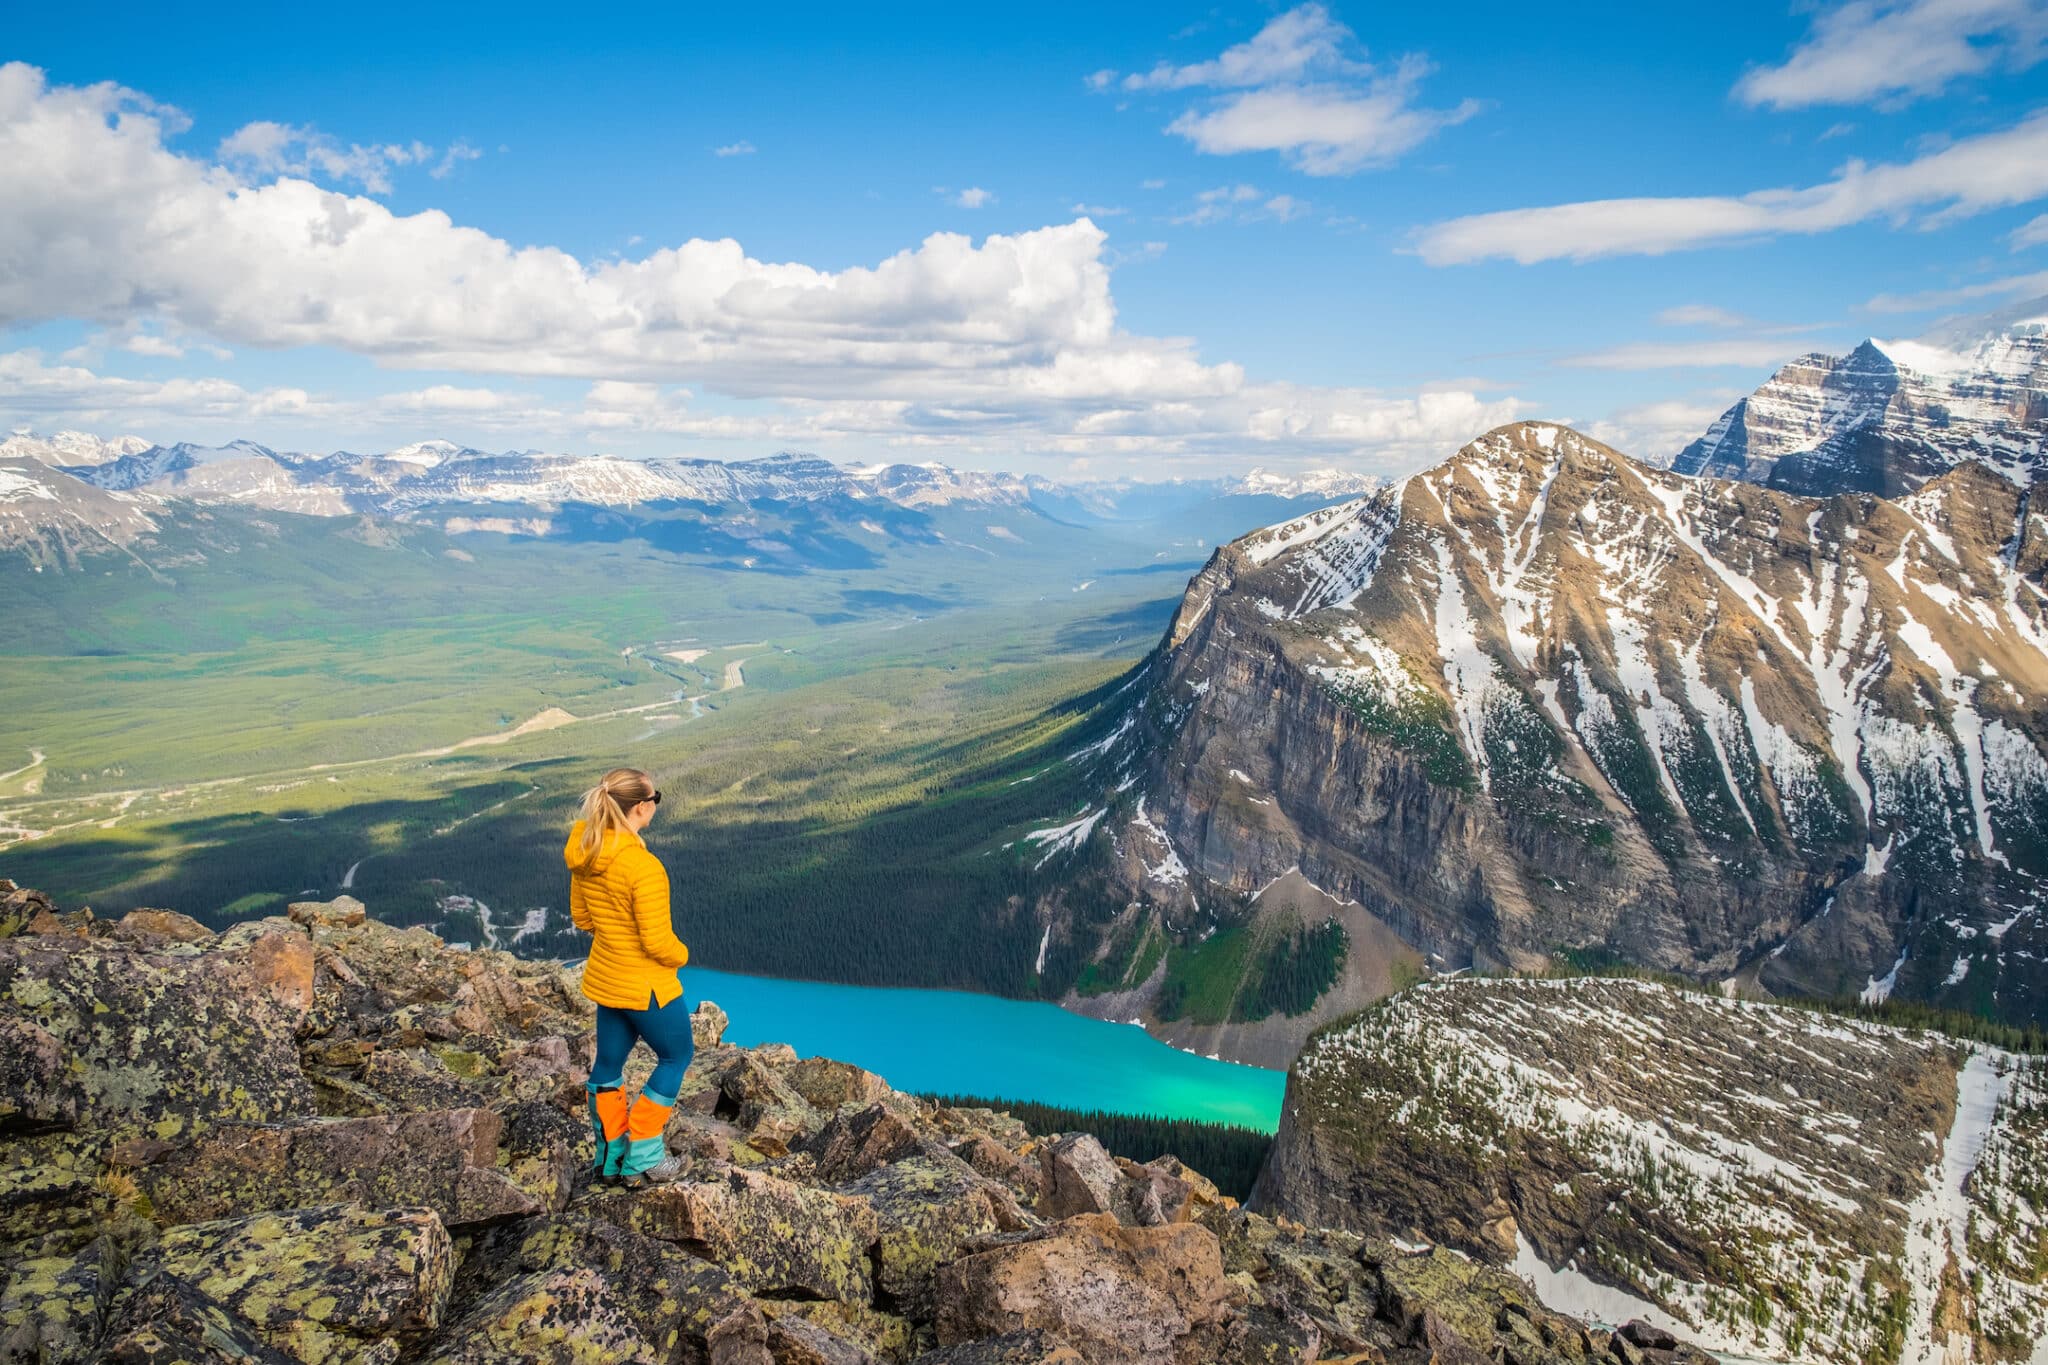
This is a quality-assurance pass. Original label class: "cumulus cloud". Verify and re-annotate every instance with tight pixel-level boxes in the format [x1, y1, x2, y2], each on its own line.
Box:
[713, 140, 756, 157]
[1094, 6, 1477, 176]
[952, 186, 995, 208]
[0, 63, 1516, 471]
[1735, 0, 2048, 110]
[1414, 110, 2048, 264]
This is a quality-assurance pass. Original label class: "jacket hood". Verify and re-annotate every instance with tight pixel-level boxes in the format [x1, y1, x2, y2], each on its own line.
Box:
[565, 820, 639, 874]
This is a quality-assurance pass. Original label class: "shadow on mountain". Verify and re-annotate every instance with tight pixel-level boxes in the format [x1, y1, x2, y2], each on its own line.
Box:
[1052, 597, 1179, 655]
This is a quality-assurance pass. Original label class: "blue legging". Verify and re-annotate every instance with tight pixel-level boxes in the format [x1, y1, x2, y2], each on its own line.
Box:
[590, 988, 695, 1104]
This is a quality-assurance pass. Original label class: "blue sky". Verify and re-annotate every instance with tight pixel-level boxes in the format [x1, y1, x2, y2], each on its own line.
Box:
[3, 1, 2045, 476]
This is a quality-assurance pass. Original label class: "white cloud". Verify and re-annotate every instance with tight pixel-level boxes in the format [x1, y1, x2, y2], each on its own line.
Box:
[1588, 398, 1739, 462]
[1860, 268, 2048, 311]
[2012, 212, 2048, 248]
[1118, 4, 1356, 90]
[0, 63, 1517, 473]
[1173, 184, 1311, 226]
[1166, 59, 1480, 176]
[713, 140, 756, 157]
[1655, 304, 1753, 328]
[1734, 0, 2048, 110]
[1140, 178, 1166, 190]
[1414, 110, 2048, 264]
[952, 186, 995, 209]
[1070, 202, 1128, 217]
[431, 141, 482, 178]
[1096, 6, 1476, 176]
[216, 120, 443, 195]
[1559, 339, 1827, 369]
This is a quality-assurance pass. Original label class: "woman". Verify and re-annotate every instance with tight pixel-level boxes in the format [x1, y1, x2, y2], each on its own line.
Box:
[566, 766, 691, 1186]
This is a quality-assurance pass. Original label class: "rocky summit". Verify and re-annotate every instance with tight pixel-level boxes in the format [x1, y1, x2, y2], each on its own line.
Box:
[0, 879, 1718, 1365]
[1030, 421, 2047, 1063]
[1258, 976, 2048, 1365]
[1671, 300, 2046, 497]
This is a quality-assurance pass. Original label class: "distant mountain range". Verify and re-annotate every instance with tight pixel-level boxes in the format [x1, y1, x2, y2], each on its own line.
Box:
[1672, 296, 2046, 495]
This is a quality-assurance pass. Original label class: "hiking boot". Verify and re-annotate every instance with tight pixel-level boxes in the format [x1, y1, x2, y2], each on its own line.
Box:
[620, 1154, 688, 1188]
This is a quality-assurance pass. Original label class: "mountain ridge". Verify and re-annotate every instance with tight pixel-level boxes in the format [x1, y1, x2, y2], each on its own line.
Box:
[1025, 421, 2048, 1062]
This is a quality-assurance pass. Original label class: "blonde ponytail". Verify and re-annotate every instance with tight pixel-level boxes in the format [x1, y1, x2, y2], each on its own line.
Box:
[578, 767, 656, 859]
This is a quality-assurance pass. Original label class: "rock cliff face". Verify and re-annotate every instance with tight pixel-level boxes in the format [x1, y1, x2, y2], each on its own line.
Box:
[1672, 302, 2046, 496]
[0, 880, 1720, 1365]
[1255, 976, 2048, 1365]
[1038, 422, 2048, 1050]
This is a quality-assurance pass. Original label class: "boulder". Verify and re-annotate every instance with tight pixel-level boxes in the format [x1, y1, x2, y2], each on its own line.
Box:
[935, 1214, 1232, 1365]
[131, 1109, 542, 1229]
[786, 1057, 892, 1111]
[692, 1000, 730, 1049]
[601, 1168, 880, 1304]
[715, 1051, 825, 1159]
[842, 1157, 1009, 1320]
[765, 1301, 916, 1363]
[112, 909, 216, 945]
[421, 1267, 665, 1364]
[290, 896, 367, 929]
[809, 1103, 934, 1184]
[1113, 1159, 1193, 1228]
[154, 1203, 455, 1364]
[0, 882, 56, 938]
[0, 928, 317, 1143]
[93, 1272, 297, 1364]
[954, 1136, 1041, 1203]
[1034, 1135, 1121, 1220]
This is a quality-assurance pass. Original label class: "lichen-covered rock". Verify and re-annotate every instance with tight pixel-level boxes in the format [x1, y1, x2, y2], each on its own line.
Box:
[0, 1235, 122, 1363]
[0, 1013, 85, 1134]
[843, 1157, 1009, 1320]
[787, 1057, 893, 1111]
[112, 909, 216, 945]
[765, 1300, 917, 1363]
[422, 1267, 665, 1364]
[93, 1272, 297, 1364]
[0, 1136, 118, 1260]
[935, 1214, 1233, 1365]
[132, 1108, 541, 1230]
[601, 1168, 880, 1304]
[155, 1203, 455, 1364]
[290, 897, 367, 929]
[1112, 1159, 1193, 1228]
[692, 1000, 730, 1050]
[0, 927, 317, 1145]
[1034, 1135, 1121, 1220]
[809, 1103, 936, 1184]
[766, 1312, 878, 1364]
[706, 1302, 775, 1365]
[911, 1329, 1087, 1363]
[953, 1136, 1041, 1204]
[714, 1051, 825, 1160]
[0, 881, 56, 939]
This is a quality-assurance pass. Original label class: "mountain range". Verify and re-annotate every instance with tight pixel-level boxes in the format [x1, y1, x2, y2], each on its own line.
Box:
[1034, 417, 2045, 1061]
[1671, 297, 2046, 496]
[0, 428, 1381, 568]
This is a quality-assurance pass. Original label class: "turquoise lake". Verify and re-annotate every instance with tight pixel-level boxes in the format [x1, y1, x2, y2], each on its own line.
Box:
[678, 966, 1287, 1133]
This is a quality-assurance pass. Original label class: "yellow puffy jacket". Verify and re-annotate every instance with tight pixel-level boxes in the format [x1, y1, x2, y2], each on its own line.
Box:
[565, 820, 688, 1010]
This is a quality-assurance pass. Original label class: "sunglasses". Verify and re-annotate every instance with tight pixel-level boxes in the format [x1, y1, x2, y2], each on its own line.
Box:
[649, 790, 662, 806]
